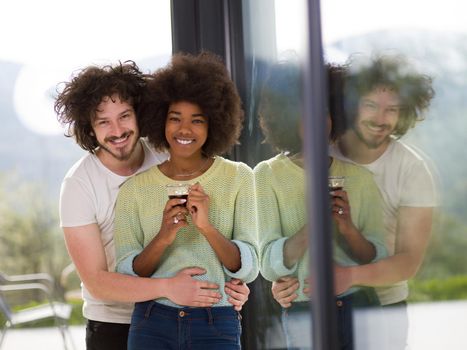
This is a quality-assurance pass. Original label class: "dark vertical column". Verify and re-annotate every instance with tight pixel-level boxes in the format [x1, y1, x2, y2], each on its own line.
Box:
[171, 0, 226, 58]
[302, 0, 338, 349]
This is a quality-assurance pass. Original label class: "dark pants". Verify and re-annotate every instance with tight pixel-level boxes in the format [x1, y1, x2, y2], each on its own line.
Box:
[128, 301, 242, 350]
[86, 319, 130, 350]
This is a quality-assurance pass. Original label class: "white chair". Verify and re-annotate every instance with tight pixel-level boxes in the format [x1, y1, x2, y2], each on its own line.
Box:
[0, 272, 75, 350]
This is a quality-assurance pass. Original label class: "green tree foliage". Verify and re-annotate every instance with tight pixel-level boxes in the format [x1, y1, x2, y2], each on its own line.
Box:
[409, 276, 467, 302]
[0, 172, 71, 282]
[409, 210, 467, 302]
[416, 211, 467, 280]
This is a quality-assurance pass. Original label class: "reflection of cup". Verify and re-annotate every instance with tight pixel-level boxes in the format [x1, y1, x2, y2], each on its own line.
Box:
[328, 176, 345, 193]
[166, 183, 190, 207]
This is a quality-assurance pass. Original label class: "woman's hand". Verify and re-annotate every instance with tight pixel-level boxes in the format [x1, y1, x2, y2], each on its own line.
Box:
[330, 189, 357, 236]
[187, 182, 212, 232]
[331, 190, 377, 263]
[158, 197, 189, 245]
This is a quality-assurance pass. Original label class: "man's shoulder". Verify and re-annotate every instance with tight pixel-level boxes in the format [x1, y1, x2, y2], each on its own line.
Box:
[385, 139, 428, 165]
[63, 152, 96, 180]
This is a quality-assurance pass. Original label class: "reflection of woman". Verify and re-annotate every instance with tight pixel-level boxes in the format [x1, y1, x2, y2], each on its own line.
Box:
[114, 52, 259, 350]
[255, 61, 386, 350]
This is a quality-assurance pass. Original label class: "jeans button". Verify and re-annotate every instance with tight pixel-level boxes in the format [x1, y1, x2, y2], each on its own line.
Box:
[179, 310, 185, 317]
[336, 300, 343, 307]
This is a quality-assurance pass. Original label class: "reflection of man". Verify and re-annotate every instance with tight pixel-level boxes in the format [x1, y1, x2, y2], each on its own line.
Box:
[54, 62, 249, 350]
[332, 54, 436, 348]
[273, 54, 436, 349]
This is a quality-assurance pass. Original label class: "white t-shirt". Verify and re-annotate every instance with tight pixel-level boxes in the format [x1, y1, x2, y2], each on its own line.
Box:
[330, 139, 437, 305]
[59, 139, 168, 323]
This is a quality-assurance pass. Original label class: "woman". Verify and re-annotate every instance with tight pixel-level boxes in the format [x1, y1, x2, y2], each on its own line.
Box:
[114, 52, 259, 350]
[255, 60, 386, 350]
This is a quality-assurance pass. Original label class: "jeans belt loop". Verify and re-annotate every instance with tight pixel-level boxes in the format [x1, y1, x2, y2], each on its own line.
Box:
[206, 308, 213, 325]
[144, 301, 155, 319]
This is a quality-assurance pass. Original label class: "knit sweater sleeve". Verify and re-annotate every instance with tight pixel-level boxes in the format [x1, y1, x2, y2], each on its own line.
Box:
[255, 160, 297, 282]
[223, 163, 260, 283]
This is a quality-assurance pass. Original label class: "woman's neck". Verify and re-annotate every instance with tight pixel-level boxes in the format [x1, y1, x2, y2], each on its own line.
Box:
[160, 154, 213, 180]
[287, 152, 333, 169]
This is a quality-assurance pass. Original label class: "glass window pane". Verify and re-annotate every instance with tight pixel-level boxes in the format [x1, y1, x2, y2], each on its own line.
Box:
[241, 1, 318, 349]
[322, 0, 467, 349]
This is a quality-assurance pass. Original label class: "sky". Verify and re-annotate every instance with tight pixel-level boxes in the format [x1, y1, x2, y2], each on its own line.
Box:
[275, 0, 467, 59]
[2, 0, 467, 135]
[0, 0, 172, 135]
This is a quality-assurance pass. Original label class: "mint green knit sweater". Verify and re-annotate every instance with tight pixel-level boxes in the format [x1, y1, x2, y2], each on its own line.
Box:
[114, 157, 259, 307]
[255, 153, 386, 301]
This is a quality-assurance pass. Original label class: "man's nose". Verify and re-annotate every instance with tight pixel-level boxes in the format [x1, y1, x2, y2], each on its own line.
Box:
[110, 120, 125, 135]
[372, 107, 388, 124]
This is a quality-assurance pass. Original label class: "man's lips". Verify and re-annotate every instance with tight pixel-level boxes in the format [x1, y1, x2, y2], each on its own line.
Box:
[106, 132, 132, 145]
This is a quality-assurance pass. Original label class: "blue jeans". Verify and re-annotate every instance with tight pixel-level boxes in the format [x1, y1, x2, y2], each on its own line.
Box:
[128, 301, 242, 350]
[282, 288, 380, 350]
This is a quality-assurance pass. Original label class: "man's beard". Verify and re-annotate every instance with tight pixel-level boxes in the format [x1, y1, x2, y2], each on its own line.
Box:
[352, 124, 391, 149]
[99, 131, 138, 161]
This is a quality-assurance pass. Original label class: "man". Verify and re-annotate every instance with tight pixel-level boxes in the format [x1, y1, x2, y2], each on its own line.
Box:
[272, 54, 436, 349]
[54, 61, 250, 350]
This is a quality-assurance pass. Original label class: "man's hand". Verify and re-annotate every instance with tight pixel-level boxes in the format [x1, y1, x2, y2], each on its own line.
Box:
[167, 267, 221, 307]
[225, 279, 250, 311]
[333, 264, 353, 295]
[271, 276, 299, 308]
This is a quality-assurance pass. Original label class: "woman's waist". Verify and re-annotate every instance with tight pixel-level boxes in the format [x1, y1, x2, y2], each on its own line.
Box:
[289, 287, 380, 309]
[135, 300, 241, 319]
[150, 265, 232, 307]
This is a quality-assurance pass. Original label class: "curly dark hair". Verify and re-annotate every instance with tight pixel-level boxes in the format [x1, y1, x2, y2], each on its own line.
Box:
[344, 54, 435, 137]
[54, 61, 147, 153]
[139, 51, 244, 157]
[258, 60, 346, 153]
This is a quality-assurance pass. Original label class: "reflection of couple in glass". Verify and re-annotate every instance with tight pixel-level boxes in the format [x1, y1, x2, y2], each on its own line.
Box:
[255, 60, 386, 349]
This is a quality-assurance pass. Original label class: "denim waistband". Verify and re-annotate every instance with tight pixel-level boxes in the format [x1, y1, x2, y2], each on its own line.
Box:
[135, 300, 240, 321]
[287, 288, 379, 313]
